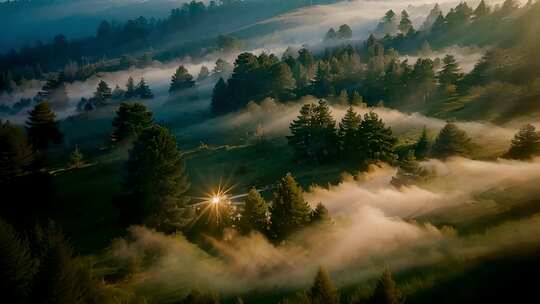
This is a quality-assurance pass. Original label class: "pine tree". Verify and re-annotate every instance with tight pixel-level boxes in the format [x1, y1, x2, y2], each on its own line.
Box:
[197, 65, 210, 81]
[288, 103, 315, 160]
[370, 270, 403, 304]
[311, 100, 338, 163]
[391, 150, 430, 187]
[213, 58, 233, 79]
[239, 188, 269, 234]
[31, 223, 91, 304]
[111, 102, 153, 143]
[399, 10, 413, 34]
[0, 121, 34, 182]
[124, 125, 190, 224]
[0, 218, 37, 302]
[338, 106, 361, 159]
[312, 62, 333, 97]
[136, 78, 153, 99]
[270, 173, 312, 239]
[337, 24, 353, 39]
[270, 62, 296, 100]
[325, 28, 338, 41]
[125, 76, 136, 99]
[505, 124, 540, 160]
[111, 85, 126, 100]
[419, 41, 433, 57]
[473, 0, 491, 20]
[358, 112, 398, 165]
[336, 89, 349, 106]
[170, 65, 195, 92]
[211, 78, 230, 115]
[309, 267, 339, 304]
[420, 4, 442, 30]
[69, 145, 84, 169]
[311, 203, 331, 223]
[350, 91, 366, 107]
[39, 76, 69, 110]
[414, 126, 431, 160]
[26, 102, 63, 150]
[93, 80, 112, 104]
[431, 122, 471, 158]
[438, 55, 462, 90]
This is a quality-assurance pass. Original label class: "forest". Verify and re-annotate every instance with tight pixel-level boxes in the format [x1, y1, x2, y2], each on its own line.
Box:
[2, 0, 540, 303]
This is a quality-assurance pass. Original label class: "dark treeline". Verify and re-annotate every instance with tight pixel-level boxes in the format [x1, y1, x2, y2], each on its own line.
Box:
[0, 0, 343, 91]
[212, 1, 540, 122]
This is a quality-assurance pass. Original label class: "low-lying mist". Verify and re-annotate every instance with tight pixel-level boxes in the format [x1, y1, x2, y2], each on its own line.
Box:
[108, 157, 540, 300]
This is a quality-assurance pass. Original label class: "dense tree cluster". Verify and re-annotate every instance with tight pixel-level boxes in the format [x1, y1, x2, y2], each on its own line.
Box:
[289, 102, 397, 166]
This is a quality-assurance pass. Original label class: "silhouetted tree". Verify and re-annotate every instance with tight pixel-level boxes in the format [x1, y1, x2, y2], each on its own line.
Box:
[309, 267, 339, 304]
[391, 150, 430, 187]
[431, 122, 471, 158]
[270, 173, 312, 239]
[239, 188, 269, 234]
[505, 124, 540, 160]
[414, 126, 431, 160]
[111, 102, 153, 143]
[370, 270, 403, 304]
[170, 65, 195, 92]
[135, 78, 153, 99]
[26, 102, 63, 150]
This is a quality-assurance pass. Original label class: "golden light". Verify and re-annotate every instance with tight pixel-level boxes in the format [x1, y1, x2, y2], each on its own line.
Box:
[211, 195, 221, 205]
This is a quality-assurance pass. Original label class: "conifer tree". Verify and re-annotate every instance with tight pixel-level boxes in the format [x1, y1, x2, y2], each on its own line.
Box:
[414, 126, 431, 160]
[93, 80, 112, 105]
[288, 103, 315, 160]
[337, 24, 353, 39]
[270, 62, 296, 100]
[211, 78, 230, 115]
[311, 100, 339, 162]
[0, 218, 37, 302]
[124, 125, 190, 224]
[391, 150, 430, 187]
[197, 65, 210, 81]
[350, 91, 366, 107]
[473, 0, 491, 20]
[170, 65, 195, 92]
[358, 112, 398, 165]
[505, 124, 540, 160]
[370, 270, 403, 304]
[135, 78, 153, 99]
[438, 55, 462, 91]
[111, 85, 126, 100]
[26, 102, 63, 150]
[69, 145, 84, 169]
[309, 266, 339, 304]
[312, 63, 333, 97]
[39, 77, 69, 110]
[399, 10, 413, 34]
[125, 76, 136, 99]
[270, 173, 312, 239]
[240, 188, 269, 234]
[336, 90, 349, 106]
[431, 122, 471, 158]
[213, 58, 233, 79]
[325, 28, 338, 41]
[338, 106, 361, 159]
[311, 203, 331, 223]
[0, 121, 34, 182]
[111, 102, 153, 143]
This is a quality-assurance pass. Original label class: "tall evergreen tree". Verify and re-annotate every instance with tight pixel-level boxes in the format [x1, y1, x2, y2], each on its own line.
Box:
[338, 106, 361, 159]
[239, 188, 269, 234]
[311, 100, 338, 163]
[414, 126, 431, 160]
[370, 270, 403, 304]
[337, 24, 353, 39]
[288, 103, 315, 160]
[309, 267, 339, 304]
[124, 125, 190, 224]
[311, 203, 331, 223]
[0, 218, 37, 302]
[312, 62, 333, 97]
[170, 65, 195, 92]
[270, 62, 296, 100]
[0, 121, 34, 182]
[505, 124, 540, 160]
[431, 122, 471, 158]
[270, 173, 312, 240]
[211, 78, 230, 115]
[325, 28, 338, 41]
[125, 76, 136, 99]
[93, 80, 112, 106]
[358, 112, 398, 165]
[473, 0, 491, 20]
[399, 10, 413, 34]
[197, 66, 210, 81]
[111, 102, 153, 143]
[438, 55, 462, 91]
[26, 102, 63, 150]
[39, 77, 69, 111]
[135, 78, 153, 99]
